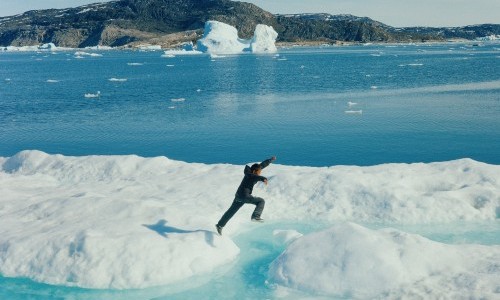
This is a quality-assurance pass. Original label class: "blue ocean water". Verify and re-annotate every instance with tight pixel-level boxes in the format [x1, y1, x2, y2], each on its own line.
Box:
[1, 43, 499, 298]
[1, 43, 499, 166]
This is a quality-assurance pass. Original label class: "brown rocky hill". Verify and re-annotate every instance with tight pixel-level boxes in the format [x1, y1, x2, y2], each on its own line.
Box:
[0, 0, 498, 48]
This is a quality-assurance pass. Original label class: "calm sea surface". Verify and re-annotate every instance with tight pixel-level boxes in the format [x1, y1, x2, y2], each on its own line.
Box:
[1, 43, 499, 166]
[1, 42, 500, 299]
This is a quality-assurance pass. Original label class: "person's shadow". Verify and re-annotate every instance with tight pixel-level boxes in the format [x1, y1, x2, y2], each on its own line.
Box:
[143, 219, 216, 247]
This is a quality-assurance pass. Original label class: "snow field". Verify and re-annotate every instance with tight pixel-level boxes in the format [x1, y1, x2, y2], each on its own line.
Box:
[0, 150, 499, 297]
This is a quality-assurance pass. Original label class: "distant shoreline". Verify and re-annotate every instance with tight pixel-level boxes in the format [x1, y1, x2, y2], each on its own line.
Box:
[1, 38, 498, 53]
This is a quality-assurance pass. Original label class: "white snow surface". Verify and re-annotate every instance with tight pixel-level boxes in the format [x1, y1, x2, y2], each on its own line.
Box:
[269, 222, 500, 299]
[0, 150, 499, 291]
[196, 20, 278, 54]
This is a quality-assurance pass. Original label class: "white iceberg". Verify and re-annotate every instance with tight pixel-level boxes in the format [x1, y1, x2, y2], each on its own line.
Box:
[269, 222, 500, 299]
[197, 21, 248, 54]
[250, 24, 278, 53]
[196, 20, 278, 54]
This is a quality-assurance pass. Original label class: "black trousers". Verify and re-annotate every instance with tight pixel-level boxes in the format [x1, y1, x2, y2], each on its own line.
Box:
[217, 196, 265, 227]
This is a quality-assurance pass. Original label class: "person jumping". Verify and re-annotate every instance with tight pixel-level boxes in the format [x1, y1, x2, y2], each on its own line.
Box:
[215, 156, 276, 235]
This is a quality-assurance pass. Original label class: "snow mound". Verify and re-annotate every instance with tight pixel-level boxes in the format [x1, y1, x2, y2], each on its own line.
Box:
[269, 222, 500, 299]
[0, 150, 239, 289]
[196, 20, 278, 54]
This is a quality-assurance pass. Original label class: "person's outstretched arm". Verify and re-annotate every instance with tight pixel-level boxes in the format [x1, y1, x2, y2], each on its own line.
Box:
[260, 156, 276, 170]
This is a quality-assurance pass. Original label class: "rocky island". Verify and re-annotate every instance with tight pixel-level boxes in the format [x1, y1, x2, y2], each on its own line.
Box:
[0, 0, 498, 49]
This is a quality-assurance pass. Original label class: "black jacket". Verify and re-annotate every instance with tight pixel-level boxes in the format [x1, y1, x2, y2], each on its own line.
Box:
[235, 158, 273, 198]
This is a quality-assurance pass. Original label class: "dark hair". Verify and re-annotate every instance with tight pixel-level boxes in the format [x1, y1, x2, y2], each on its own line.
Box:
[250, 163, 261, 172]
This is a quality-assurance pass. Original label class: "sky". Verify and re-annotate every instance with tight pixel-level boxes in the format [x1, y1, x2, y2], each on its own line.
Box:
[0, 0, 498, 27]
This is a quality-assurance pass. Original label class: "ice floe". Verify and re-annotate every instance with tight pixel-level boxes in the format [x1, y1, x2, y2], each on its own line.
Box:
[0, 151, 498, 292]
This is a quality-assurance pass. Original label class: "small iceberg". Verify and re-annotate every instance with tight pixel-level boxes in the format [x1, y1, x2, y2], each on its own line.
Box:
[171, 98, 185, 102]
[84, 91, 101, 98]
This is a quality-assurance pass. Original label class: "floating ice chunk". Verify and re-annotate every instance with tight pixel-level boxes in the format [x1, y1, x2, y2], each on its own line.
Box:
[46, 80, 59, 83]
[399, 63, 424, 67]
[74, 51, 102, 57]
[196, 89, 202, 92]
[108, 78, 127, 82]
[347, 101, 358, 107]
[161, 41, 200, 56]
[127, 63, 143, 66]
[84, 91, 100, 98]
[171, 98, 185, 102]
[345, 110, 362, 114]
[162, 49, 202, 56]
[370, 86, 378, 89]
[166, 64, 175, 67]
[168, 106, 176, 109]
[210, 54, 226, 58]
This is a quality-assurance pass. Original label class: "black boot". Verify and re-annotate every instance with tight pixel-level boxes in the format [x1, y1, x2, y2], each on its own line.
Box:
[215, 224, 223, 235]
